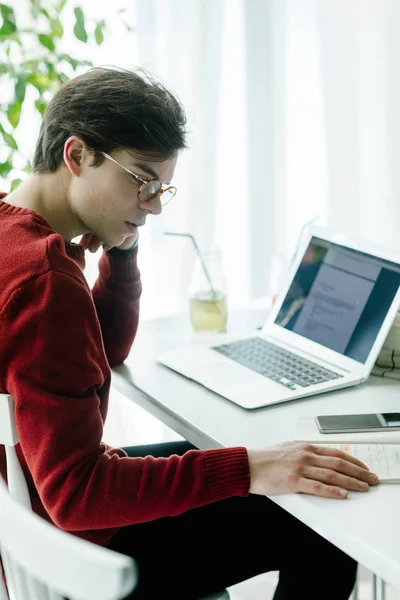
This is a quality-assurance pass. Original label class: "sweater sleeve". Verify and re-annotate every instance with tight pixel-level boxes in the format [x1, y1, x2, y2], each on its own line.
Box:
[0, 270, 250, 532]
[91, 246, 142, 367]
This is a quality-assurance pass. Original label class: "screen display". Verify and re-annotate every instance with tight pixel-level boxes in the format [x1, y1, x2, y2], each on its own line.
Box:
[274, 237, 400, 363]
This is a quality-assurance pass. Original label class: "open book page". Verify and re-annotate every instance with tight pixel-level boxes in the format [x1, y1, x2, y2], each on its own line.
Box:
[324, 444, 400, 482]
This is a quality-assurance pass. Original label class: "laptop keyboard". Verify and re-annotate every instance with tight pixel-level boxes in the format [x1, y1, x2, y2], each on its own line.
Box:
[212, 337, 343, 391]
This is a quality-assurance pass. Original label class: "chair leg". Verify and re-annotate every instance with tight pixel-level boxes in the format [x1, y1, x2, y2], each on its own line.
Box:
[373, 574, 385, 600]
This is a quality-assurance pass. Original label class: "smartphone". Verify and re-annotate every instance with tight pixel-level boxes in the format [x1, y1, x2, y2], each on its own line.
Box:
[315, 412, 400, 434]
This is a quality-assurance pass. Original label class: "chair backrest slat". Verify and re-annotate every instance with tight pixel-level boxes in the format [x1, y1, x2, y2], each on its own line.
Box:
[26, 575, 50, 600]
[11, 560, 32, 600]
[0, 393, 31, 509]
[4, 446, 31, 509]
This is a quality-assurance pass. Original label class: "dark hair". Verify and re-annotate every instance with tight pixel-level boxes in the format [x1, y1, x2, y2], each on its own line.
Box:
[33, 66, 188, 172]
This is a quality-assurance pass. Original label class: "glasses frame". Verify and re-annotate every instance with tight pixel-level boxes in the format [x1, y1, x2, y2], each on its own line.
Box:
[100, 152, 177, 206]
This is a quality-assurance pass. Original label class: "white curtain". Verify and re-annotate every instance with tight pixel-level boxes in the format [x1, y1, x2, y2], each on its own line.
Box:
[134, 0, 328, 319]
[134, 0, 251, 319]
[127, 0, 400, 318]
[317, 0, 400, 249]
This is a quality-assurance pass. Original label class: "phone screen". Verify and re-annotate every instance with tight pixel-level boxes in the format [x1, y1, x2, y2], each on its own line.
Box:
[316, 413, 400, 432]
[382, 413, 400, 426]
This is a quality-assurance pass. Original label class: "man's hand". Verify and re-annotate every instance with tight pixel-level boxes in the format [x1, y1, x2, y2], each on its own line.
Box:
[80, 232, 138, 253]
[247, 442, 379, 499]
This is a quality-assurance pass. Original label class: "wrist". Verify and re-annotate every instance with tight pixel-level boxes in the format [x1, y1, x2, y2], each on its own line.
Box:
[247, 449, 261, 494]
[247, 448, 274, 495]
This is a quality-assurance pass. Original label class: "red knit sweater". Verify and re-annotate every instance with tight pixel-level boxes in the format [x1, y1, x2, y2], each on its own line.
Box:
[0, 195, 250, 547]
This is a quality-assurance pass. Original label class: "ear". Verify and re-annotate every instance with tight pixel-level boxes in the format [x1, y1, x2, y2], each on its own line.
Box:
[63, 136, 88, 177]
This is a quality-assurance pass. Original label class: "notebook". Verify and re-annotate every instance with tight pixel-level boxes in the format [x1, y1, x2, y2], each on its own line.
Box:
[159, 226, 400, 409]
[321, 444, 400, 483]
[294, 419, 400, 483]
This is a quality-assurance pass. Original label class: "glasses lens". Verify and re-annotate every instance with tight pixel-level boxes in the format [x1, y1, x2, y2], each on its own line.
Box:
[140, 180, 162, 202]
[161, 187, 177, 207]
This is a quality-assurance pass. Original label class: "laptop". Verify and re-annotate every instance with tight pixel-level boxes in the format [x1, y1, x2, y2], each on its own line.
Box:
[158, 226, 400, 409]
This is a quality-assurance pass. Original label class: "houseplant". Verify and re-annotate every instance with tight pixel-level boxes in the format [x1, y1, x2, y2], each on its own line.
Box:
[0, 0, 107, 191]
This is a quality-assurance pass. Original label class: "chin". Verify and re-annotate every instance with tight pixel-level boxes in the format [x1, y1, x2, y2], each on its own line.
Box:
[105, 231, 126, 246]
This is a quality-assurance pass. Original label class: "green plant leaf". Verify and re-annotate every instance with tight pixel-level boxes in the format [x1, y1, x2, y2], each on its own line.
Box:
[0, 18, 16, 35]
[94, 21, 105, 45]
[74, 19, 88, 43]
[26, 73, 45, 93]
[0, 4, 17, 35]
[0, 4, 15, 20]
[15, 77, 26, 102]
[29, 0, 41, 18]
[39, 7, 50, 19]
[7, 102, 21, 128]
[58, 53, 79, 70]
[26, 72, 52, 94]
[58, 72, 69, 85]
[38, 33, 56, 51]
[51, 19, 63, 37]
[0, 161, 12, 177]
[2, 131, 18, 150]
[34, 98, 47, 116]
[73, 6, 87, 43]
[57, 0, 67, 11]
[73, 6, 84, 21]
[10, 178, 22, 192]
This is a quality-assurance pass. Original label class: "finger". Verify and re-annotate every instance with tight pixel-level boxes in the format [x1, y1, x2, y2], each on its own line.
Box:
[89, 240, 102, 253]
[313, 455, 379, 486]
[311, 444, 370, 470]
[80, 233, 94, 250]
[301, 466, 370, 492]
[297, 477, 349, 499]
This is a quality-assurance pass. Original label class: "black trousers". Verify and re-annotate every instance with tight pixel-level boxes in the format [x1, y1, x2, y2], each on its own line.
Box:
[108, 441, 357, 600]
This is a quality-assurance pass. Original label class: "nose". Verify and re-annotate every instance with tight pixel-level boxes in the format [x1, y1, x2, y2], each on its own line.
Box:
[142, 194, 162, 216]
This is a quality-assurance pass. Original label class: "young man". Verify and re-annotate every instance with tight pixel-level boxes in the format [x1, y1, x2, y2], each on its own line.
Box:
[0, 67, 378, 599]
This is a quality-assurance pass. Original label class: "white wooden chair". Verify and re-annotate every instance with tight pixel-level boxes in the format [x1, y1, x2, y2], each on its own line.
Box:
[0, 393, 229, 600]
[0, 474, 138, 600]
[0, 393, 137, 600]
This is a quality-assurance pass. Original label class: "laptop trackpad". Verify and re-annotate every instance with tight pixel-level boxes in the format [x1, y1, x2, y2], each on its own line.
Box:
[190, 361, 278, 389]
[189, 362, 285, 407]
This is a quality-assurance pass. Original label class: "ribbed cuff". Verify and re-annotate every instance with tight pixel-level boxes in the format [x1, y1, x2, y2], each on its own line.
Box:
[65, 242, 85, 262]
[99, 244, 140, 283]
[107, 239, 138, 256]
[201, 447, 250, 501]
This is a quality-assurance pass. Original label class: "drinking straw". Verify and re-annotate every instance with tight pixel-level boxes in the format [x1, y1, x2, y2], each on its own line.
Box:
[164, 232, 217, 299]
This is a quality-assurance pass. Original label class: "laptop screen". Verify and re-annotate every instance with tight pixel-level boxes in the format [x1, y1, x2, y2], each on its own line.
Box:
[274, 236, 400, 363]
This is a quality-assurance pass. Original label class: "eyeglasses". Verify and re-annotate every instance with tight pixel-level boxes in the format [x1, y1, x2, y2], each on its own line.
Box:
[100, 152, 177, 207]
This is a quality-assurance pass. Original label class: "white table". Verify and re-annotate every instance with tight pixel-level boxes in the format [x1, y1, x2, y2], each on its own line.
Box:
[112, 311, 400, 594]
